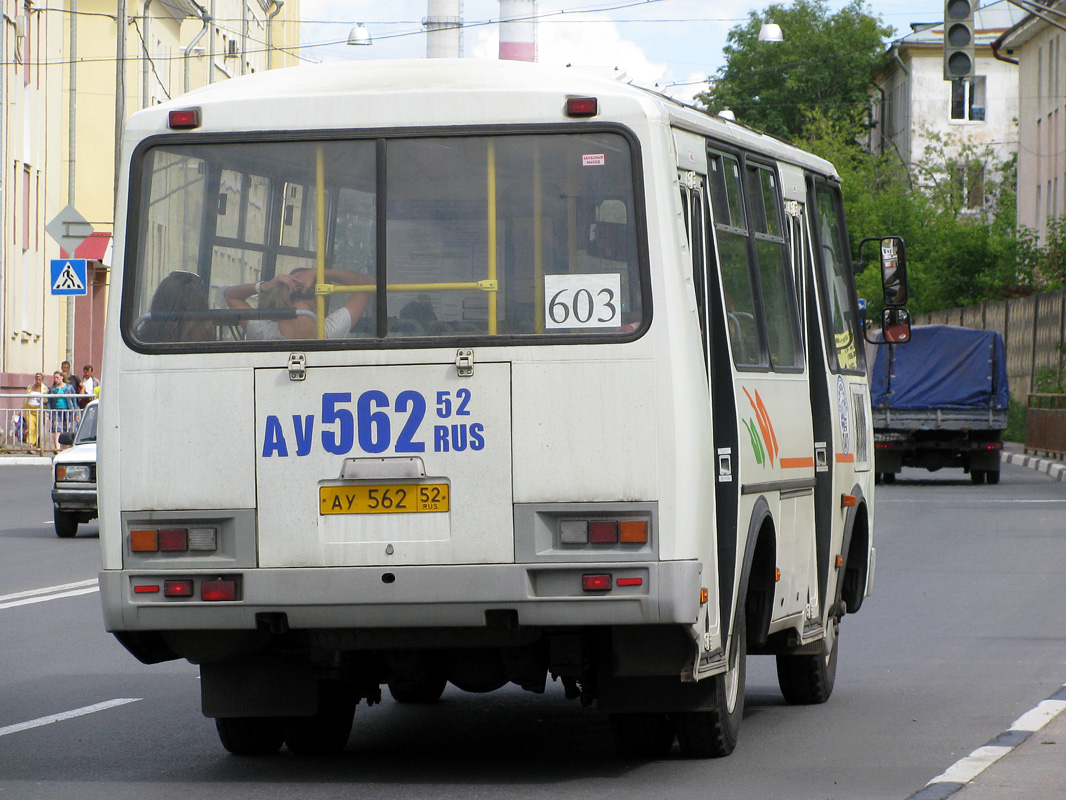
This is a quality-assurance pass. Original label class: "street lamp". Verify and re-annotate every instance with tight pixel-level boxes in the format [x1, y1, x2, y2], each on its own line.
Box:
[758, 21, 783, 42]
[348, 23, 372, 46]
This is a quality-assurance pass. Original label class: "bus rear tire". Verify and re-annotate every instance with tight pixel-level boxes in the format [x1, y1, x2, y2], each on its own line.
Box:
[283, 681, 356, 755]
[215, 717, 284, 755]
[674, 606, 746, 758]
[776, 617, 838, 705]
[609, 713, 675, 759]
[388, 673, 447, 704]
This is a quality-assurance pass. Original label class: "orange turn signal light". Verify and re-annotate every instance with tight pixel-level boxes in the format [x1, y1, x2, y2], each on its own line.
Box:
[841, 494, 858, 508]
[130, 529, 159, 552]
[619, 520, 648, 544]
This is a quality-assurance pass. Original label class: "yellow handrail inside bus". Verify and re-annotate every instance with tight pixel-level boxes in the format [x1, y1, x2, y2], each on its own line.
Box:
[487, 139, 498, 335]
[317, 280, 498, 295]
[315, 145, 327, 339]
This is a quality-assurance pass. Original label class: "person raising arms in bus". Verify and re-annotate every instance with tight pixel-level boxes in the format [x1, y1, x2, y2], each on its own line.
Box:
[223, 267, 373, 340]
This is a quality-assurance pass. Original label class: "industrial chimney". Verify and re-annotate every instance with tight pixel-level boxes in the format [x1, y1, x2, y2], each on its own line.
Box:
[498, 0, 536, 61]
[425, 0, 463, 58]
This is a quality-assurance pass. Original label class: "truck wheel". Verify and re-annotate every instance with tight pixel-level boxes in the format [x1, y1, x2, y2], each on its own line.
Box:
[215, 717, 284, 755]
[986, 469, 1000, 485]
[609, 713, 675, 759]
[54, 508, 78, 538]
[970, 470, 985, 485]
[775, 616, 838, 705]
[674, 606, 746, 758]
[388, 672, 447, 703]
[284, 681, 356, 755]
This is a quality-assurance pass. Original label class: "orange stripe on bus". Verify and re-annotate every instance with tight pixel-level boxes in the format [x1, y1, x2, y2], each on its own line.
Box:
[780, 457, 815, 469]
[835, 453, 856, 463]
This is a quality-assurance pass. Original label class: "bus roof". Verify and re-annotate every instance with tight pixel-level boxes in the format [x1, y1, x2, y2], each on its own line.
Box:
[127, 59, 839, 181]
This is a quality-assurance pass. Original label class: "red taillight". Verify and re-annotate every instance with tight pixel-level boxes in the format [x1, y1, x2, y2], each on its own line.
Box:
[616, 577, 643, 587]
[163, 580, 194, 598]
[168, 108, 201, 129]
[582, 574, 612, 592]
[133, 584, 160, 594]
[201, 579, 238, 602]
[566, 97, 598, 118]
[158, 528, 188, 552]
[589, 520, 618, 544]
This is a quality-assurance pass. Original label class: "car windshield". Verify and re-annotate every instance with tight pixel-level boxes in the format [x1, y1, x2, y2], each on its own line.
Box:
[75, 404, 98, 445]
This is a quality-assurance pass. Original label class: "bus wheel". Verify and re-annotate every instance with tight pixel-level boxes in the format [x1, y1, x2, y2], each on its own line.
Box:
[776, 615, 838, 705]
[54, 509, 78, 538]
[674, 606, 746, 758]
[215, 717, 284, 755]
[970, 469, 985, 484]
[284, 681, 356, 755]
[388, 672, 447, 704]
[609, 713, 675, 760]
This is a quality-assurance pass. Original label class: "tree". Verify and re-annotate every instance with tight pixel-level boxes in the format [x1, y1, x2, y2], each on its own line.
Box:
[697, 0, 891, 140]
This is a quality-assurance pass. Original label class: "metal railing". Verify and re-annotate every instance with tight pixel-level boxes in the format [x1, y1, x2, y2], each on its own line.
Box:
[0, 393, 95, 455]
[1025, 393, 1066, 459]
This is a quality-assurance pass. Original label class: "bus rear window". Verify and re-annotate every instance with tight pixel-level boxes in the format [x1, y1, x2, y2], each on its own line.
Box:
[124, 132, 645, 347]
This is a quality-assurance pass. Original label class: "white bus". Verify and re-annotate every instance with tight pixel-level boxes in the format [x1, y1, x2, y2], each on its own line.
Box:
[99, 59, 908, 759]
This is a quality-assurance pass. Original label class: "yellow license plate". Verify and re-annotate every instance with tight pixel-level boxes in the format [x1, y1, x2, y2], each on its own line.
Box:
[319, 483, 450, 515]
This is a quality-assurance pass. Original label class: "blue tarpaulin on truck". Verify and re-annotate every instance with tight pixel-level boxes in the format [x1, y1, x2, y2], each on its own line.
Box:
[870, 325, 1009, 410]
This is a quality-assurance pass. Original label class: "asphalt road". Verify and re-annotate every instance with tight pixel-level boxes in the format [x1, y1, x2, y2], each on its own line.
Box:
[2, 461, 1065, 800]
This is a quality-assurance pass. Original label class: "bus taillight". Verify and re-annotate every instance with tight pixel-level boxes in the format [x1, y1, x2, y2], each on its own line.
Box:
[582, 574, 611, 591]
[558, 519, 649, 545]
[565, 97, 598, 117]
[201, 579, 238, 602]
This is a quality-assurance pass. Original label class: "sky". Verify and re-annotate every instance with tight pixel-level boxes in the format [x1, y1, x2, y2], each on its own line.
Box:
[297, 0, 948, 105]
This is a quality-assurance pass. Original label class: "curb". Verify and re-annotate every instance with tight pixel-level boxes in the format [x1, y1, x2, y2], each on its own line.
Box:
[1002, 450, 1066, 482]
[0, 456, 51, 466]
[906, 685, 1066, 800]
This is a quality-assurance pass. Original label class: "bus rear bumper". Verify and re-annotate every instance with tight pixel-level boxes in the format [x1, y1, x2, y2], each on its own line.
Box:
[99, 560, 703, 633]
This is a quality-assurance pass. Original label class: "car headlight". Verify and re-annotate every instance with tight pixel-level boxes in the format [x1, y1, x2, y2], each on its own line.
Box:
[57, 465, 92, 482]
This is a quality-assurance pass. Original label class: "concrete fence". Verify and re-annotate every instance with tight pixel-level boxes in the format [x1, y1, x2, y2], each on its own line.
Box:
[914, 289, 1066, 401]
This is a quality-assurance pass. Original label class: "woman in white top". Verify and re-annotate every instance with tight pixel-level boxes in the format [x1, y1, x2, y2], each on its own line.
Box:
[224, 268, 373, 340]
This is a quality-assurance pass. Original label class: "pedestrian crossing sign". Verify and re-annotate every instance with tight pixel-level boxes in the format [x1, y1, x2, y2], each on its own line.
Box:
[50, 259, 88, 296]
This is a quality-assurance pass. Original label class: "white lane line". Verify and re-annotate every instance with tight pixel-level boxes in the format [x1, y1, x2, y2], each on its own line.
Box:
[927, 745, 1014, 785]
[0, 698, 141, 738]
[1009, 699, 1066, 733]
[0, 579, 99, 610]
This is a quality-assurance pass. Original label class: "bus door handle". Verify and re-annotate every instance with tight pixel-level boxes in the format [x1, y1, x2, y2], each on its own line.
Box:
[815, 442, 829, 472]
[717, 448, 733, 482]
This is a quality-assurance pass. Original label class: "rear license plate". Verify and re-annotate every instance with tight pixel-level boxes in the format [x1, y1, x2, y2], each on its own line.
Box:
[319, 483, 450, 515]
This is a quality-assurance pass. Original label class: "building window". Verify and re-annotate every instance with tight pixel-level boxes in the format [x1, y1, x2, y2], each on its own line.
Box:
[951, 161, 985, 210]
[22, 167, 30, 250]
[951, 77, 986, 121]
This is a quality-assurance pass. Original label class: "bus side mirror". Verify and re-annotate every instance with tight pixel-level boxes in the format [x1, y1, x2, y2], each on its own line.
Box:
[879, 236, 907, 306]
[882, 307, 911, 343]
[858, 236, 908, 306]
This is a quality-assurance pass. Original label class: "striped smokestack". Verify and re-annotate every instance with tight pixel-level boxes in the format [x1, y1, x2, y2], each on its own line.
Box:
[499, 0, 536, 61]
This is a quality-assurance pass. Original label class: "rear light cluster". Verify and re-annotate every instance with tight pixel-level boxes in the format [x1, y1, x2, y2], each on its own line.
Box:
[559, 519, 648, 545]
[133, 577, 239, 601]
[130, 527, 217, 553]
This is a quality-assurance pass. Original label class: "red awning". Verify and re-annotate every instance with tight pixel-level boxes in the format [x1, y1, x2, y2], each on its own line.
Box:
[61, 231, 112, 261]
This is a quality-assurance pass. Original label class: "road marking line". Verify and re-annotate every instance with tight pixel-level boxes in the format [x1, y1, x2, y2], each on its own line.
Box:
[0, 698, 141, 738]
[0, 579, 99, 610]
[908, 683, 1066, 800]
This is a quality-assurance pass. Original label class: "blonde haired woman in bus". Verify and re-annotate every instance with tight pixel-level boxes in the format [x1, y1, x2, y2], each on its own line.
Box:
[223, 267, 372, 340]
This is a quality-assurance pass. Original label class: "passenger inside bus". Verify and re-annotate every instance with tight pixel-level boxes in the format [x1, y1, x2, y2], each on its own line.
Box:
[223, 267, 373, 339]
[138, 271, 214, 343]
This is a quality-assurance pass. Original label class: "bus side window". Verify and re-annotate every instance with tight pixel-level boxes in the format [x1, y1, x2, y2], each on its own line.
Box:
[745, 164, 802, 370]
[708, 152, 762, 367]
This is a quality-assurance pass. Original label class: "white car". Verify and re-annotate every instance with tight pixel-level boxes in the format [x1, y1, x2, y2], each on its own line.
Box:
[51, 400, 98, 538]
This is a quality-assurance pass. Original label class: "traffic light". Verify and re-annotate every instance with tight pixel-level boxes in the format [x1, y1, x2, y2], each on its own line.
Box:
[944, 0, 976, 80]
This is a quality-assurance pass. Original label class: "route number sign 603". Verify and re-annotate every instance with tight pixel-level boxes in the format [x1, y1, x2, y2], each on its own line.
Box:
[543, 273, 622, 329]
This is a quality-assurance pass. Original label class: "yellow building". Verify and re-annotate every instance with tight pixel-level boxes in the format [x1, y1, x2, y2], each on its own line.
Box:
[0, 0, 301, 393]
